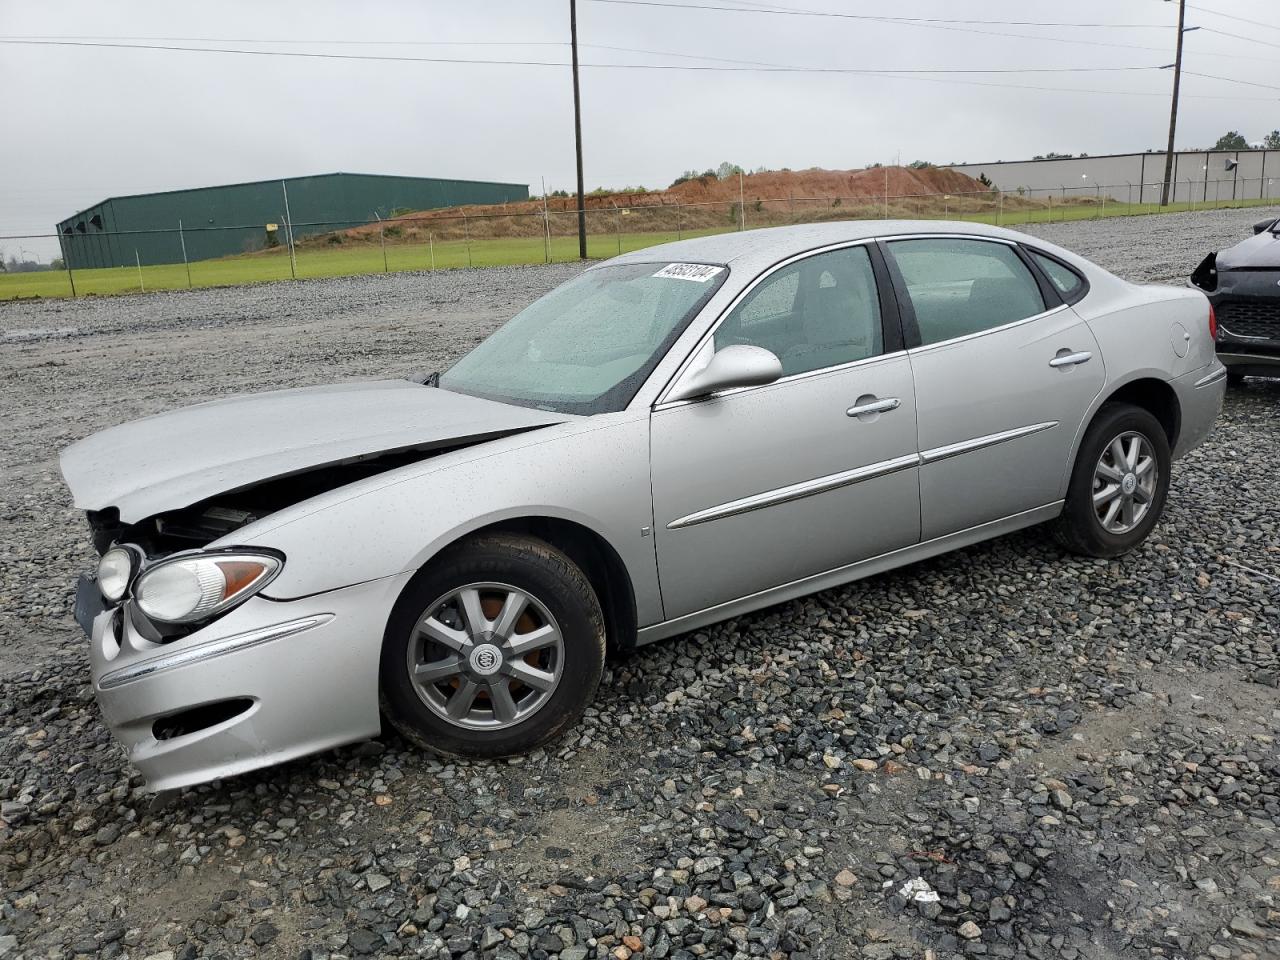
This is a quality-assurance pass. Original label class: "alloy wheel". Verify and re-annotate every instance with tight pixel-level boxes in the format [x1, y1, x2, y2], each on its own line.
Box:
[406, 582, 564, 731]
[1092, 431, 1158, 535]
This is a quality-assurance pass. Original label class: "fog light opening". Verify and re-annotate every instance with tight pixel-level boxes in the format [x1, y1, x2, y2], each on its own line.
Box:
[151, 698, 253, 741]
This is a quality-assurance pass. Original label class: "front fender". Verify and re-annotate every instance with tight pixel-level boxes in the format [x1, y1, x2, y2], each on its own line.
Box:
[225, 413, 662, 626]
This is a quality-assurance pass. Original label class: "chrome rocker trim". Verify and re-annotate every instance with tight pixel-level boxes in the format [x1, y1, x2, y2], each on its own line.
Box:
[98, 614, 334, 690]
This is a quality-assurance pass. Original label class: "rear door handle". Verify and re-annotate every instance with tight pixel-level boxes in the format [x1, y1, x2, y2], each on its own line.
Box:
[1049, 350, 1092, 368]
[846, 397, 901, 418]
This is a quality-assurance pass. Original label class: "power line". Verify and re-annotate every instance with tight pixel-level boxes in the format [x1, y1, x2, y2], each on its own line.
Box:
[0, 36, 570, 46]
[0, 39, 1166, 75]
[1186, 3, 1280, 34]
[1182, 70, 1280, 93]
[587, 0, 1172, 29]
[872, 70, 1278, 102]
[587, 0, 1180, 55]
[0, 35, 795, 70]
[0, 39, 581, 67]
[2, 37, 1269, 98]
[1198, 26, 1280, 51]
[8, 31, 1277, 65]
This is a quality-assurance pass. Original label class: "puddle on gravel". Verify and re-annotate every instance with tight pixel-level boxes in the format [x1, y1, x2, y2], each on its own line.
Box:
[2, 327, 80, 342]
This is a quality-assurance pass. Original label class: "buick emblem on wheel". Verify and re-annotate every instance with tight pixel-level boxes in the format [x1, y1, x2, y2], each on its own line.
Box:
[470, 645, 500, 675]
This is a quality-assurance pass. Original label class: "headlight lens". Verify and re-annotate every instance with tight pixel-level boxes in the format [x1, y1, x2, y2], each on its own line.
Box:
[97, 547, 136, 603]
[134, 552, 282, 624]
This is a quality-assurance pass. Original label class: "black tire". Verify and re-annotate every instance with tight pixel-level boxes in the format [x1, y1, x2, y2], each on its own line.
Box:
[1226, 371, 1246, 387]
[1051, 403, 1172, 559]
[380, 533, 605, 759]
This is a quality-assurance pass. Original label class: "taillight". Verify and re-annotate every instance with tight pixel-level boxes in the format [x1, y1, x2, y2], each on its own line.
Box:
[1208, 303, 1217, 341]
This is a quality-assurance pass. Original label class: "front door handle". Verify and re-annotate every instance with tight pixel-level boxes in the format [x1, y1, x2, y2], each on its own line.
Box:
[847, 396, 901, 418]
[1049, 350, 1092, 369]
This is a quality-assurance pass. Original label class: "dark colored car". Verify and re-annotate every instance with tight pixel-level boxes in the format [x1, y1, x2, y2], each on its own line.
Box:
[1191, 216, 1280, 384]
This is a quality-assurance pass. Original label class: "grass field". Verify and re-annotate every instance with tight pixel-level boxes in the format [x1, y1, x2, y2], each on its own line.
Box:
[4, 195, 1277, 301]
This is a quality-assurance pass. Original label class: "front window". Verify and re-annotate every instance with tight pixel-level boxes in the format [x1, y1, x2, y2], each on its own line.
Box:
[439, 262, 727, 415]
[714, 246, 884, 377]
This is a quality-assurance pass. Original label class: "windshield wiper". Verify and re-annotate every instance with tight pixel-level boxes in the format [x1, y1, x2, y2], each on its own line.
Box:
[405, 370, 439, 387]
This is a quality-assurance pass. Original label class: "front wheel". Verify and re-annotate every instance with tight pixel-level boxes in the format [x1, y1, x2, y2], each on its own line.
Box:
[380, 534, 606, 759]
[1051, 403, 1171, 558]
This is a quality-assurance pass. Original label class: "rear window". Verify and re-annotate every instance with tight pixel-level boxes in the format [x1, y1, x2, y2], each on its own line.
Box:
[888, 238, 1046, 346]
[1029, 250, 1086, 302]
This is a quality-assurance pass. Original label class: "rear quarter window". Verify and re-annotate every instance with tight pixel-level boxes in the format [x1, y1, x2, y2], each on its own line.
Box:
[1028, 250, 1088, 304]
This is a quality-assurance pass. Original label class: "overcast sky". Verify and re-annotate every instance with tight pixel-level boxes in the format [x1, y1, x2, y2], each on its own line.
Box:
[3, 0, 1278, 260]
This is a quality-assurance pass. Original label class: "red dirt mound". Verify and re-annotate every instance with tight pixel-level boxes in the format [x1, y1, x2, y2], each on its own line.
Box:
[666, 166, 982, 204]
[313, 166, 999, 247]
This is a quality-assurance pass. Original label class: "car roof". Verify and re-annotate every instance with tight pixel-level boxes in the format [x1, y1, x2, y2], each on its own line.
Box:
[604, 220, 1042, 277]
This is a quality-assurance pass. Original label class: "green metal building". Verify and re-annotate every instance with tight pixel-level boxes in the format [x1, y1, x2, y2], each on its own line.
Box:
[56, 172, 528, 269]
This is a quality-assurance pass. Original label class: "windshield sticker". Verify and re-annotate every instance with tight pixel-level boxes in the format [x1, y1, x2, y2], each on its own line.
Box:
[653, 263, 725, 283]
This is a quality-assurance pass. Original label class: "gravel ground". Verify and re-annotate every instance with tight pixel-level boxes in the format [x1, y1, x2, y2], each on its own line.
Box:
[1, 209, 1278, 960]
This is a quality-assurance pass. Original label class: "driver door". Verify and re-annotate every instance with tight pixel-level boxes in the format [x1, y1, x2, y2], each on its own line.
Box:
[649, 244, 921, 620]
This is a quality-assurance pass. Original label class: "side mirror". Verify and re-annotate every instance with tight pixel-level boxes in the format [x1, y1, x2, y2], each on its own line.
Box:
[666, 344, 783, 402]
[1253, 218, 1278, 235]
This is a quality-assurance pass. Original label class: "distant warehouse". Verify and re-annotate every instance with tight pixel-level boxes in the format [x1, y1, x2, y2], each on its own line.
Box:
[56, 172, 528, 269]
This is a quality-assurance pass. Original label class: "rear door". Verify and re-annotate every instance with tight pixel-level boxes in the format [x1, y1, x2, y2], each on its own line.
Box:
[882, 235, 1104, 540]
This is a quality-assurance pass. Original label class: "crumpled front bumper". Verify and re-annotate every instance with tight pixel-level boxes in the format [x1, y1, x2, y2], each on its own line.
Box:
[83, 572, 412, 792]
[1205, 269, 1280, 378]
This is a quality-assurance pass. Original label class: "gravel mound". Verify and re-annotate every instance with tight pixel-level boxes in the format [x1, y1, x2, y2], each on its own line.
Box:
[1, 209, 1277, 959]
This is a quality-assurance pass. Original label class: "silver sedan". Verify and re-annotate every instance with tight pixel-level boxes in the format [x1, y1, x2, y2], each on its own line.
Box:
[61, 221, 1226, 790]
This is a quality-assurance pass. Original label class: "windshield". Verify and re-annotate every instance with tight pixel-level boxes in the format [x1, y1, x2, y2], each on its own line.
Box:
[439, 261, 728, 415]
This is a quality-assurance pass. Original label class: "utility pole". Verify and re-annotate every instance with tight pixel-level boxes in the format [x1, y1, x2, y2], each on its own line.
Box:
[541, 176, 552, 263]
[178, 220, 192, 288]
[281, 181, 298, 279]
[570, 0, 587, 259]
[1160, 0, 1191, 207]
[738, 169, 745, 230]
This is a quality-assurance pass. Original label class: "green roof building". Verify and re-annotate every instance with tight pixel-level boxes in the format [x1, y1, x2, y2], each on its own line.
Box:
[56, 172, 528, 269]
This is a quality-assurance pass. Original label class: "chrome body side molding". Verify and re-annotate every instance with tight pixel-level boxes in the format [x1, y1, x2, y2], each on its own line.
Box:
[668, 422, 1060, 531]
[919, 421, 1059, 465]
[638, 502, 1064, 645]
[98, 615, 334, 690]
[666, 454, 920, 530]
[1193, 366, 1228, 388]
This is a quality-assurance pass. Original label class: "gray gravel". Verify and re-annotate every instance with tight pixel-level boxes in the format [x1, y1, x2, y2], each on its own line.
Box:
[2, 209, 1278, 960]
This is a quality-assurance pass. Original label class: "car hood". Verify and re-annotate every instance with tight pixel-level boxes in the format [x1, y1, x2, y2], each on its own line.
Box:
[60, 380, 570, 523]
[1218, 228, 1280, 270]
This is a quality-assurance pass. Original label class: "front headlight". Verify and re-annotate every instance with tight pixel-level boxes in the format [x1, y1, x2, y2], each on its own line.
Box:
[97, 546, 137, 603]
[134, 551, 282, 624]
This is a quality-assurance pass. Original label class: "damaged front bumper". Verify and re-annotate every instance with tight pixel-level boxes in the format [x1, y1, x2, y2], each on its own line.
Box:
[1199, 267, 1280, 379]
[81, 571, 412, 792]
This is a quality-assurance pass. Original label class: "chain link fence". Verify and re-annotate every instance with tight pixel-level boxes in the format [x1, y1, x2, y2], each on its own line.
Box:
[4, 177, 1278, 300]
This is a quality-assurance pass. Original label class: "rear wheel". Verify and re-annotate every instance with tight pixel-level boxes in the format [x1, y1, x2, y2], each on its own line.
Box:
[1226, 371, 1246, 387]
[1051, 403, 1171, 558]
[380, 534, 605, 759]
